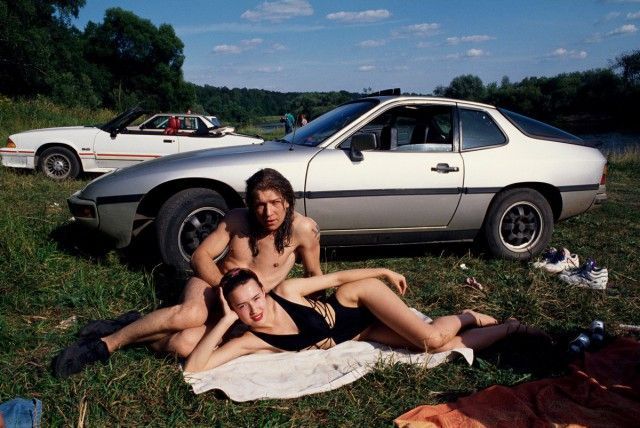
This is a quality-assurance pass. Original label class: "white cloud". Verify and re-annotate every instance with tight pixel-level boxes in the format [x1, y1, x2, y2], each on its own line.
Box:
[213, 38, 264, 54]
[551, 48, 588, 59]
[607, 23, 638, 35]
[587, 23, 637, 42]
[465, 48, 486, 57]
[417, 41, 434, 48]
[602, 11, 621, 21]
[628, 11, 640, 18]
[358, 65, 376, 71]
[326, 9, 390, 23]
[241, 0, 313, 22]
[446, 35, 495, 45]
[394, 23, 440, 37]
[358, 39, 386, 48]
[270, 43, 287, 51]
[213, 44, 243, 54]
[256, 66, 284, 73]
[241, 38, 264, 46]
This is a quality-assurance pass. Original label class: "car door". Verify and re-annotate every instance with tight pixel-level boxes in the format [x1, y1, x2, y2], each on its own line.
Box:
[92, 129, 180, 169]
[304, 103, 463, 239]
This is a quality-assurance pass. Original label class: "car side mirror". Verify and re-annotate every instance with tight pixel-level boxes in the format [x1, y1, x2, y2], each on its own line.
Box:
[110, 130, 118, 139]
[349, 133, 377, 162]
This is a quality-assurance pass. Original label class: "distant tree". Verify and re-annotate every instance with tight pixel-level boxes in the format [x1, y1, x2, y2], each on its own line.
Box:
[612, 50, 640, 85]
[439, 75, 486, 101]
[82, 8, 194, 110]
[0, 0, 88, 97]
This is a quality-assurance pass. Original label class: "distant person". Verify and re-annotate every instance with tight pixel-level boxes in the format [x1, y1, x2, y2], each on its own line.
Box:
[297, 113, 308, 127]
[280, 112, 295, 134]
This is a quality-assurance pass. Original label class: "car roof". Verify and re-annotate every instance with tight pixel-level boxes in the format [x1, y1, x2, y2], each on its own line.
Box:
[365, 95, 496, 110]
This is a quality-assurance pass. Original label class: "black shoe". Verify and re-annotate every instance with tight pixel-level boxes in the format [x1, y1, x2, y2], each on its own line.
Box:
[77, 310, 142, 339]
[52, 338, 110, 378]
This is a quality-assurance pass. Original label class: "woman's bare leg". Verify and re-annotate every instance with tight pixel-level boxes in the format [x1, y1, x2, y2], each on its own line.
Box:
[360, 317, 545, 353]
[336, 278, 480, 351]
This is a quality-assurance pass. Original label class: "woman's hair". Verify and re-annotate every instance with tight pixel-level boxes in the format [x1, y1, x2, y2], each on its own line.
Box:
[220, 268, 264, 302]
[245, 168, 295, 257]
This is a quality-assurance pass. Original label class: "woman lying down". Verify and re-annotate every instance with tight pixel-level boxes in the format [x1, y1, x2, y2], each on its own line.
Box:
[185, 268, 547, 372]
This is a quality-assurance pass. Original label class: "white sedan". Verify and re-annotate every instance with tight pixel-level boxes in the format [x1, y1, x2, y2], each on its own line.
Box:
[1, 107, 261, 180]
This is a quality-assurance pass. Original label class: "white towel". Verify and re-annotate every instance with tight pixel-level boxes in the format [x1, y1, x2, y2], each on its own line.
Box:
[183, 310, 474, 401]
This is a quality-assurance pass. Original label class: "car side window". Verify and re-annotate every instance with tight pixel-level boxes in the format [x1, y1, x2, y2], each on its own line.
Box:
[460, 109, 506, 150]
[339, 105, 454, 152]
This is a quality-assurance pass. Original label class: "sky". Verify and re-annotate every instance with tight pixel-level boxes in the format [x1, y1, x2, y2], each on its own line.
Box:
[74, 0, 640, 94]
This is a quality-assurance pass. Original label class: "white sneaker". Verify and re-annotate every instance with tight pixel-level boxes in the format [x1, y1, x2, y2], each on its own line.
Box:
[559, 259, 608, 290]
[533, 247, 580, 274]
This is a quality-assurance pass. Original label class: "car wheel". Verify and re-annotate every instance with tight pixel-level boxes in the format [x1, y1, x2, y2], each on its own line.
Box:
[483, 188, 553, 260]
[39, 147, 80, 180]
[155, 188, 229, 272]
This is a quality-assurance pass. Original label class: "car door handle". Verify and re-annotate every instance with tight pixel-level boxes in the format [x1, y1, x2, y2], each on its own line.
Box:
[431, 163, 459, 173]
[163, 139, 175, 143]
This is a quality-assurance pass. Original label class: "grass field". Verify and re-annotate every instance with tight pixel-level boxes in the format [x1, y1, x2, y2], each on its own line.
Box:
[1, 103, 639, 426]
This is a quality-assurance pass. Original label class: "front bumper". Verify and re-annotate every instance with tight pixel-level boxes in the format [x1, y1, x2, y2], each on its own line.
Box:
[67, 191, 138, 248]
[67, 191, 99, 228]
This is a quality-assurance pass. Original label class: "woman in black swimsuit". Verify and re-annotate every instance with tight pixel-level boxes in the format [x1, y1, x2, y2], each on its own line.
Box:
[185, 267, 545, 372]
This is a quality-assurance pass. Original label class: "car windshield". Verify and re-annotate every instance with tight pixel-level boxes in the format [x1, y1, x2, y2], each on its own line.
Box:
[279, 99, 379, 147]
[499, 108, 582, 143]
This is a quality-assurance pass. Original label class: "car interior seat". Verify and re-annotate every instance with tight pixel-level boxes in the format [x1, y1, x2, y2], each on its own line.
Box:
[379, 125, 398, 150]
[409, 123, 428, 145]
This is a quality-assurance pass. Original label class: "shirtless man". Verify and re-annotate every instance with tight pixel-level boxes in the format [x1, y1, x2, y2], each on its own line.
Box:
[53, 168, 322, 377]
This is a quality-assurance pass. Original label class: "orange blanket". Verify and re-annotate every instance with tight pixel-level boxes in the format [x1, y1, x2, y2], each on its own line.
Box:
[395, 338, 640, 428]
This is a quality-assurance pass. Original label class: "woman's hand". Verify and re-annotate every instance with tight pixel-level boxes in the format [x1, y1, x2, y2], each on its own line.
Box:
[383, 269, 408, 295]
[218, 287, 239, 322]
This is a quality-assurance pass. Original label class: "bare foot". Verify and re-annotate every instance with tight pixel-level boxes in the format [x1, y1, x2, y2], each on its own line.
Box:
[462, 309, 498, 327]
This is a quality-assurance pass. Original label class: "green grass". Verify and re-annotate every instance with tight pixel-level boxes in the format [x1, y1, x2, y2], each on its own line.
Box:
[1, 101, 640, 425]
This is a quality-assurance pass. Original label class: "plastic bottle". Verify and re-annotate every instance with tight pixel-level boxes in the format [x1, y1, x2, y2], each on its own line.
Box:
[568, 333, 591, 358]
[589, 320, 605, 348]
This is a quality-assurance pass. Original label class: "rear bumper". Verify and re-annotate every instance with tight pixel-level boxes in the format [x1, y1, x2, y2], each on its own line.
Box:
[594, 184, 607, 205]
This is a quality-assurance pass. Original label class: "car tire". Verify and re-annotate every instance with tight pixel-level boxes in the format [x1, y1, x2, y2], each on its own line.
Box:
[156, 188, 229, 272]
[483, 188, 553, 260]
[39, 147, 80, 180]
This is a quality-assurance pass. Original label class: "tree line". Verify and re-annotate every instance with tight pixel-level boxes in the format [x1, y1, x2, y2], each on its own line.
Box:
[2, 1, 639, 130]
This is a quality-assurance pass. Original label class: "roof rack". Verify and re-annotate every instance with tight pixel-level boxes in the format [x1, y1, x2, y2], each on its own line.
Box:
[365, 88, 401, 97]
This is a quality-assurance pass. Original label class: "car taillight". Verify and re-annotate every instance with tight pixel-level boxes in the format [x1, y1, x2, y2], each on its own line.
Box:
[600, 164, 608, 185]
[6, 138, 16, 148]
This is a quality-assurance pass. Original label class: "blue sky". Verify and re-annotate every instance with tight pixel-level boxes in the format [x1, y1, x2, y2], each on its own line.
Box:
[74, 0, 640, 93]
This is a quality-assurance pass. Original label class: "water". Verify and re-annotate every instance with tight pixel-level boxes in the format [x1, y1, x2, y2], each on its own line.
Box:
[578, 132, 640, 154]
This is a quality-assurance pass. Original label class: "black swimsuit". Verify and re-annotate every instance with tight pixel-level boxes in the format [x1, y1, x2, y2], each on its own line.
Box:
[250, 292, 376, 351]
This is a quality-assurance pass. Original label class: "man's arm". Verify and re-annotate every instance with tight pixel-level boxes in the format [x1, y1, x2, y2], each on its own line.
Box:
[296, 216, 323, 277]
[191, 216, 234, 287]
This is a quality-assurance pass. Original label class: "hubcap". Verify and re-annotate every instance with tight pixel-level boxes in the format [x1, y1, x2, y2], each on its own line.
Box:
[177, 207, 225, 262]
[45, 154, 70, 178]
[499, 201, 543, 251]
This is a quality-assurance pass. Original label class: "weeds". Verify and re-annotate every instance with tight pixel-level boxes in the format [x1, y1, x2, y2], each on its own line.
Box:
[1, 106, 640, 425]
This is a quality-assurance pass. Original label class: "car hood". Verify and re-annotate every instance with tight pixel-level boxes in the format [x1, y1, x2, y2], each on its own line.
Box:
[78, 141, 321, 199]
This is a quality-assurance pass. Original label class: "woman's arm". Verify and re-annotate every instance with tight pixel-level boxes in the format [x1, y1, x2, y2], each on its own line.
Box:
[184, 288, 261, 372]
[278, 268, 407, 298]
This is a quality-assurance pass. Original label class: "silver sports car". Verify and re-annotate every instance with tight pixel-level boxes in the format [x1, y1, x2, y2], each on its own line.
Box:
[68, 92, 607, 271]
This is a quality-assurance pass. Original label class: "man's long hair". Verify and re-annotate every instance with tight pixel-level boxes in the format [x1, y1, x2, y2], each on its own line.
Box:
[246, 168, 295, 257]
